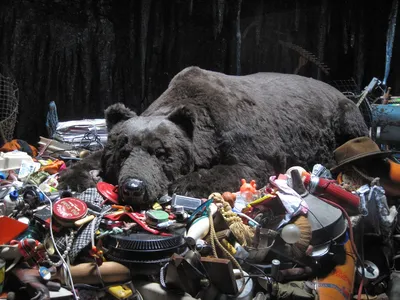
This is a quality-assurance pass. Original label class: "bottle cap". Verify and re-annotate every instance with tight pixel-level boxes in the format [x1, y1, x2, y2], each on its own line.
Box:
[272, 259, 280, 266]
[10, 190, 19, 200]
[39, 266, 52, 281]
[145, 210, 169, 226]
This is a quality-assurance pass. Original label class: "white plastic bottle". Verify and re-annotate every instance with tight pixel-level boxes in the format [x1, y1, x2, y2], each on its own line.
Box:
[4, 190, 19, 216]
[186, 203, 218, 241]
[234, 193, 247, 212]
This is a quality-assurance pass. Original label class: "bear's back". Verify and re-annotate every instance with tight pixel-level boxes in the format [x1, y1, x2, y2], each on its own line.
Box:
[144, 66, 351, 129]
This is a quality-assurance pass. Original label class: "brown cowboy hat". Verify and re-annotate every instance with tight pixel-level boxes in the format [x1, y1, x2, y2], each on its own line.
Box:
[330, 137, 400, 173]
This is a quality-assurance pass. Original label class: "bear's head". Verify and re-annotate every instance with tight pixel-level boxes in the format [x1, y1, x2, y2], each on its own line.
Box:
[102, 103, 195, 209]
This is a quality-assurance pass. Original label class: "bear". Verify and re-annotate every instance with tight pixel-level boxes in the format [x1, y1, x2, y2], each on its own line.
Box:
[59, 66, 368, 208]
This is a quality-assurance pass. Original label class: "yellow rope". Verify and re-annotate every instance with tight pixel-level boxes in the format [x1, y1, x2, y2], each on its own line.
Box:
[208, 207, 246, 295]
[208, 210, 218, 258]
[209, 193, 254, 246]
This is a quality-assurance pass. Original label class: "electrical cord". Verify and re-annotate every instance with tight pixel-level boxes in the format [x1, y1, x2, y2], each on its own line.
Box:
[74, 280, 134, 291]
[318, 196, 365, 300]
[359, 218, 369, 300]
[36, 186, 79, 300]
[234, 210, 261, 226]
[73, 281, 144, 300]
[236, 257, 273, 285]
[30, 291, 43, 300]
[240, 190, 362, 297]
[300, 195, 363, 299]
[357, 217, 365, 300]
[300, 200, 335, 244]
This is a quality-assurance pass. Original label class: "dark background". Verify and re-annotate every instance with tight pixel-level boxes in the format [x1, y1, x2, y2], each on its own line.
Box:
[0, 0, 399, 144]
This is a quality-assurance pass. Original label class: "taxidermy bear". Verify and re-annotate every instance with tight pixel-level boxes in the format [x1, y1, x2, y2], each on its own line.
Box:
[59, 66, 368, 208]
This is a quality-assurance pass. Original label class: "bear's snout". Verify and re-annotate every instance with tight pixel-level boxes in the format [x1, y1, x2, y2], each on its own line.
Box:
[120, 178, 147, 207]
[122, 178, 145, 194]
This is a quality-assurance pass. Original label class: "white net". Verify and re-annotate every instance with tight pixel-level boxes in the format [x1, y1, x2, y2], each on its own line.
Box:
[0, 64, 19, 143]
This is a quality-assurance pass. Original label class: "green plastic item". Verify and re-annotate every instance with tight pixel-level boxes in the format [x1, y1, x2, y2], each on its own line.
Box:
[145, 210, 169, 226]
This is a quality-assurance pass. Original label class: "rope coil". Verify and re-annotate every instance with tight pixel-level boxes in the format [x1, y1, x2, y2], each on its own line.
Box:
[207, 192, 256, 296]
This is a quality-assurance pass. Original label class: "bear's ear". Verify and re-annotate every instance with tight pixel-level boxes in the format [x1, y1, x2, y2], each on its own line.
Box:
[168, 106, 195, 140]
[105, 103, 137, 131]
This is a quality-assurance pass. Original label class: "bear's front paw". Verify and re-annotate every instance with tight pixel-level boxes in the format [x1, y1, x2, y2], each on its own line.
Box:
[168, 172, 206, 197]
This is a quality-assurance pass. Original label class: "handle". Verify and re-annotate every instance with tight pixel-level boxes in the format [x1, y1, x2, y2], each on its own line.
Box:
[74, 215, 95, 227]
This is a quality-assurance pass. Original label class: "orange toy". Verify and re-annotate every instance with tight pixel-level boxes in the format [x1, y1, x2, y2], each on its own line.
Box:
[239, 179, 258, 203]
[316, 240, 356, 300]
[39, 159, 65, 174]
[240, 179, 257, 194]
[389, 159, 400, 183]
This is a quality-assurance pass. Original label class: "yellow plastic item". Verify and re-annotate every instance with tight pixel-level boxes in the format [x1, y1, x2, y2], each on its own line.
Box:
[242, 194, 275, 213]
[316, 240, 356, 300]
[152, 202, 163, 210]
[107, 285, 133, 299]
[248, 194, 274, 207]
[221, 239, 237, 255]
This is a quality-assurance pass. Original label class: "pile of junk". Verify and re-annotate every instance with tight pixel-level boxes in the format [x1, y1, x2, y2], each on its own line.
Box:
[1, 136, 400, 300]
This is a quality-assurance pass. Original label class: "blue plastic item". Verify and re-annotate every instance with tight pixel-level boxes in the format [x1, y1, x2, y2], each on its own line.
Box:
[10, 190, 18, 200]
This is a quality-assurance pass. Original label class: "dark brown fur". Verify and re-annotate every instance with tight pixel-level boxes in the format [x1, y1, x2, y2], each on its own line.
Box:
[58, 151, 102, 192]
[60, 67, 368, 203]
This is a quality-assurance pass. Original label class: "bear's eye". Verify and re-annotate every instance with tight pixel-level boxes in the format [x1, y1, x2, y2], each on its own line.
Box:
[154, 148, 167, 159]
[118, 148, 130, 162]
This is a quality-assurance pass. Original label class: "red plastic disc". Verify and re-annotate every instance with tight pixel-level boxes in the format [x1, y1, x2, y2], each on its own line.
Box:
[53, 197, 88, 223]
[97, 182, 119, 204]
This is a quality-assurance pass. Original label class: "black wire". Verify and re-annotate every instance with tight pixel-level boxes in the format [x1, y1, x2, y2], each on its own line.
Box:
[236, 258, 269, 277]
[75, 131, 104, 150]
[244, 276, 251, 288]
[30, 291, 42, 300]
[359, 217, 369, 300]
[300, 201, 336, 246]
[363, 286, 370, 300]
[359, 217, 366, 274]
[345, 252, 357, 261]
[236, 257, 273, 286]
[243, 275, 269, 278]
[302, 194, 371, 300]
[243, 198, 341, 287]
[300, 202, 330, 235]
[74, 280, 134, 291]
[318, 196, 367, 300]
[249, 191, 367, 296]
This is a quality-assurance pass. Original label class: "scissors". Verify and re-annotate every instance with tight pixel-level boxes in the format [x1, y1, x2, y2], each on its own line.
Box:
[186, 199, 213, 227]
[104, 211, 172, 236]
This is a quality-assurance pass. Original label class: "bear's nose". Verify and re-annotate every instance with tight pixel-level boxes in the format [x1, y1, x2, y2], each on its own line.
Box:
[122, 178, 145, 197]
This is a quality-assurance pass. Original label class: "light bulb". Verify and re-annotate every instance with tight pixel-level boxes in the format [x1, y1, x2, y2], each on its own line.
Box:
[281, 224, 301, 244]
